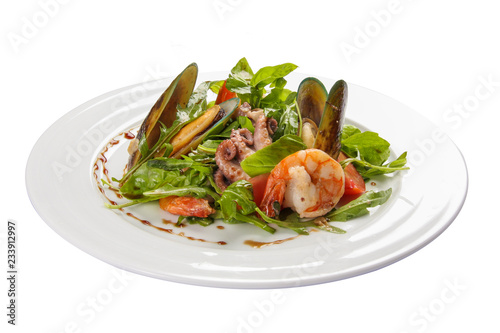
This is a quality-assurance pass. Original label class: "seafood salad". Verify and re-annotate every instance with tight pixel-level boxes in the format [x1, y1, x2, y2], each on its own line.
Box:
[102, 58, 409, 235]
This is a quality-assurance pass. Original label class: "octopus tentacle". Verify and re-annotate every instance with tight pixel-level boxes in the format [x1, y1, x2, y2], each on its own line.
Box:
[267, 118, 278, 136]
[234, 102, 252, 118]
[230, 129, 255, 162]
[249, 109, 273, 150]
[214, 169, 229, 192]
[215, 139, 250, 185]
[220, 139, 237, 161]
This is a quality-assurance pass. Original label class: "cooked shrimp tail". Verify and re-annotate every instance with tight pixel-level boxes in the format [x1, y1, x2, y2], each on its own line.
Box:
[260, 149, 345, 218]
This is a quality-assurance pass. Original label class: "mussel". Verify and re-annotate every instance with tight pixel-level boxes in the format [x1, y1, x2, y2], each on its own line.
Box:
[169, 97, 240, 158]
[126, 63, 240, 168]
[127, 63, 198, 170]
[296, 78, 347, 160]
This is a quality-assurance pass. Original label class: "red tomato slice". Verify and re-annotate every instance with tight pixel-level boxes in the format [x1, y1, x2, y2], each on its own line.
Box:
[338, 152, 366, 196]
[159, 196, 215, 218]
[215, 80, 238, 105]
[248, 173, 270, 207]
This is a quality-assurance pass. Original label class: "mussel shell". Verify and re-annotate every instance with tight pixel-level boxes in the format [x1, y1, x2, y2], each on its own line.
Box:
[314, 80, 347, 160]
[170, 97, 240, 158]
[127, 63, 198, 170]
[296, 77, 328, 126]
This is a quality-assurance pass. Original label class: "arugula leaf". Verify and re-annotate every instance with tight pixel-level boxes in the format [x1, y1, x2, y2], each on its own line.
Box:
[218, 180, 257, 220]
[255, 208, 346, 235]
[341, 152, 409, 178]
[147, 157, 194, 171]
[233, 212, 275, 234]
[119, 155, 213, 199]
[255, 208, 309, 235]
[217, 180, 275, 233]
[240, 135, 307, 177]
[339, 124, 409, 177]
[105, 194, 167, 209]
[271, 103, 299, 141]
[183, 216, 215, 227]
[197, 139, 222, 154]
[325, 189, 393, 222]
[144, 184, 219, 201]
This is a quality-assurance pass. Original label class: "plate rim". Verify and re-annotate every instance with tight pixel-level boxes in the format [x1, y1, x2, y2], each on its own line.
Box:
[25, 73, 469, 288]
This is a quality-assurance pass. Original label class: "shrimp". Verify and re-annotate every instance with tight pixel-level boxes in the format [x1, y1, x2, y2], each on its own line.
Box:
[159, 196, 215, 218]
[260, 149, 345, 218]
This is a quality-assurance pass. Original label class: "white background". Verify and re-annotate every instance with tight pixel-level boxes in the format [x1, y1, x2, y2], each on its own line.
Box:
[2, 0, 499, 332]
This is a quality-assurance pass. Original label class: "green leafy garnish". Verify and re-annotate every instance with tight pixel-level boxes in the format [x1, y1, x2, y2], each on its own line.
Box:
[240, 135, 306, 177]
[325, 189, 393, 222]
[340, 152, 409, 178]
[226, 57, 298, 109]
[340, 124, 409, 177]
[342, 130, 391, 166]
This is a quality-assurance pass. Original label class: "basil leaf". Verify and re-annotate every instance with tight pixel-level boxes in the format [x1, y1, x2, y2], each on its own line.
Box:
[240, 135, 306, 177]
[325, 189, 393, 222]
[230, 57, 254, 80]
[342, 131, 391, 166]
[251, 63, 298, 88]
[225, 58, 297, 110]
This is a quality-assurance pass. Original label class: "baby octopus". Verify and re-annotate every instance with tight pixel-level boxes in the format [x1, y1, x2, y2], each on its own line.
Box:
[215, 103, 278, 191]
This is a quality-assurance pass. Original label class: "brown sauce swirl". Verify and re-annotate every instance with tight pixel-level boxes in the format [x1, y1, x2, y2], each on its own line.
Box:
[244, 235, 301, 248]
[93, 128, 227, 246]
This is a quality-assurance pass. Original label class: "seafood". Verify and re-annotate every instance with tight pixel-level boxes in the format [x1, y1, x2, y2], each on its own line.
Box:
[125, 61, 240, 177]
[260, 149, 345, 218]
[214, 138, 251, 191]
[297, 78, 347, 159]
[159, 196, 215, 218]
[214, 104, 277, 191]
[127, 63, 198, 171]
[230, 128, 254, 161]
[102, 59, 407, 237]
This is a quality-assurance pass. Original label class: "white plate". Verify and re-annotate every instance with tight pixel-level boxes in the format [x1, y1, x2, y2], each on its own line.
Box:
[26, 72, 468, 288]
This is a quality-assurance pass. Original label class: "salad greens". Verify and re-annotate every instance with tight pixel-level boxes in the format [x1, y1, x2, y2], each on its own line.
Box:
[103, 58, 409, 236]
[240, 135, 306, 177]
[339, 124, 409, 178]
[226, 57, 299, 141]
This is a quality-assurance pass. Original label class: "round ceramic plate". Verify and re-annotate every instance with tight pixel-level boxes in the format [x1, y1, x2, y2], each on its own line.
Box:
[26, 72, 468, 288]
